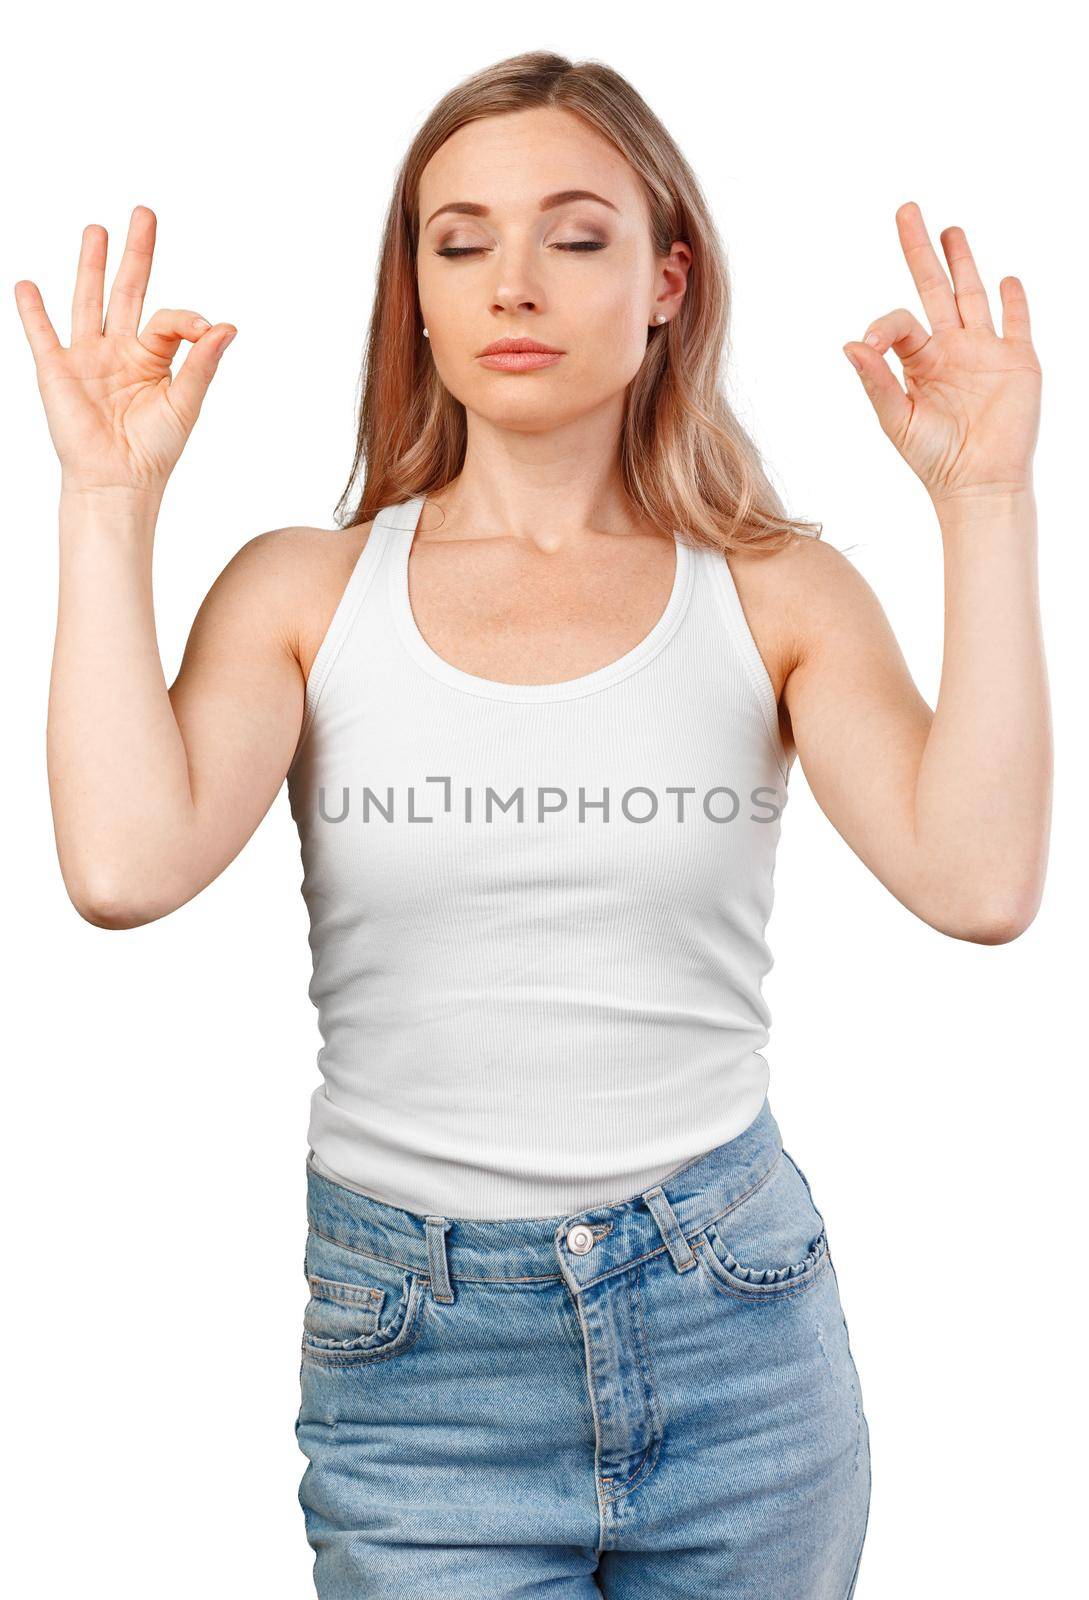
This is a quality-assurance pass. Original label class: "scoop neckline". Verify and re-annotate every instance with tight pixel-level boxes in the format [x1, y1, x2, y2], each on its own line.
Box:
[385, 495, 695, 703]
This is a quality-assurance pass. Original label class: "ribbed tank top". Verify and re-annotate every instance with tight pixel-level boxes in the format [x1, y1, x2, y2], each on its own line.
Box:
[286, 496, 791, 1220]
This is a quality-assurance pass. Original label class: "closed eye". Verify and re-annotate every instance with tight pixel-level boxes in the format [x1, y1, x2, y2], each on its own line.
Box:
[435, 242, 607, 257]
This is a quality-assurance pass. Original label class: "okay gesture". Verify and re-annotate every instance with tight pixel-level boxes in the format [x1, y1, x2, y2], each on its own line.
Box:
[843, 201, 1041, 508]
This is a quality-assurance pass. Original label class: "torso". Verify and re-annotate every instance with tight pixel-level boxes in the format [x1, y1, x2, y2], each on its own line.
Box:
[291, 513, 802, 766]
[286, 495, 796, 1218]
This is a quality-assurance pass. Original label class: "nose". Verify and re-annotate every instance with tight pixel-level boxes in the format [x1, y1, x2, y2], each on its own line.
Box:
[490, 293, 540, 317]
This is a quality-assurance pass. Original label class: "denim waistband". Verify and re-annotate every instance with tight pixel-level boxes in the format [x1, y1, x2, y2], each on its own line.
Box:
[304, 1095, 784, 1297]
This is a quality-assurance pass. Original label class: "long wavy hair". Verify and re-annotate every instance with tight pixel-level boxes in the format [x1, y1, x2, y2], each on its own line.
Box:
[334, 49, 822, 555]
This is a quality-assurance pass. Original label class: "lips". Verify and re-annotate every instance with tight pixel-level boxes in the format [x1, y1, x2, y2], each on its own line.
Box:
[476, 338, 565, 373]
[477, 349, 565, 371]
[478, 338, 563, 356]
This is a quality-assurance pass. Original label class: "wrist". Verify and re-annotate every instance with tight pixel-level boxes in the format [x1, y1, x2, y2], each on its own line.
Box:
[59, 485, 162, 550]
[60, 482, 163, 525]
[931, 485, 1037, 531]
[60, 480, 165, 508]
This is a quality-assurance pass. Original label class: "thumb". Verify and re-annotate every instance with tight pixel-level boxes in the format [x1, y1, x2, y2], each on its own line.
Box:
[842, 341, 911, 442]
[168, 324, 236, 429]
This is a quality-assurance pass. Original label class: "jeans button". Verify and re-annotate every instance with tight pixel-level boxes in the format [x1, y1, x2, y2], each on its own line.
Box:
[566, 1223, 595, 1255]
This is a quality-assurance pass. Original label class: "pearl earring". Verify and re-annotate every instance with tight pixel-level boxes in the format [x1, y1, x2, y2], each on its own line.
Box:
[423, 327, 429, 338]
[653, 314, 667, 324]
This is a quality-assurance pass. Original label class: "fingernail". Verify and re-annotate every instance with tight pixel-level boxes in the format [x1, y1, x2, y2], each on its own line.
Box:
[864, 332, 882, 348]
[843, 346, 862, 372]
[193, 317, 211, 331]
[219, 330, 236, 354]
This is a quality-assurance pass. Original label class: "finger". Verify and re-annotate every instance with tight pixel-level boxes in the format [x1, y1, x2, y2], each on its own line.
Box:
[856, 307, 931, 364]
[104, 205, 156, 338]
[999, 276, 1032, 343]
[13, 279, 62, 366]
[137, 306, 219, 360]
[166, 324, 237, 431]
[939, 225, 994, 332]
[895, 201, 961, 332]
[72, 223, 107, 343]
[842, 331, 912, 442]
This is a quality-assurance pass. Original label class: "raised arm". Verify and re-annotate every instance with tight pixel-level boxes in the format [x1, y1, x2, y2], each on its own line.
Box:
[779, 201, 1049, 944]
[777, 514, 1048, 943]
[17, 204, 309, 927]
[49, 499, 308, 927]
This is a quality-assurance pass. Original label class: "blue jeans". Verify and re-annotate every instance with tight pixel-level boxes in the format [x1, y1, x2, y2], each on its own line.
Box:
[295, 1095, 871, 1596]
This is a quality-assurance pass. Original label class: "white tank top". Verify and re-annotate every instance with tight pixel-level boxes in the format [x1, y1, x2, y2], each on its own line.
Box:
[286, 495, 791, 1220]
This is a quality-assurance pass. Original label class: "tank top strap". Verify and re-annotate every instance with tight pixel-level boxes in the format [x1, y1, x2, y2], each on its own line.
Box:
[701, 545, 790, 784]
[291, 505, 402, 763]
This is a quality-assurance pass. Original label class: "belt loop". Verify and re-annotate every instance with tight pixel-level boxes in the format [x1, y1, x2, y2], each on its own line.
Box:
[424, 1215, 455, 1303]
[642, 1185, 698, 1272]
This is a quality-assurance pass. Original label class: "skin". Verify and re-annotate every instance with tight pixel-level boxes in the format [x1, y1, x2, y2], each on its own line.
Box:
[15, 107, 1049, 943]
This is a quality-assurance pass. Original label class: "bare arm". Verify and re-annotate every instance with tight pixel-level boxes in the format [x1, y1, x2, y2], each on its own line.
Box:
[49, 490, 307, 927]
[779, 500, 1050, 944]
[782, 199, 1049, 943]
[17, 204, 312, 926]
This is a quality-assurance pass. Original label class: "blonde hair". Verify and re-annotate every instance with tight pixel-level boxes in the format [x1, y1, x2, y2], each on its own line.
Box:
[334, 49, 821, 555]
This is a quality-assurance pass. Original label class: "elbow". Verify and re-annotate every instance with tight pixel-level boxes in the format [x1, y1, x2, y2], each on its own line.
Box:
[961, 914, 1031, 946]
[952, 886, 1043, 946]
[68, 876, 154, 931]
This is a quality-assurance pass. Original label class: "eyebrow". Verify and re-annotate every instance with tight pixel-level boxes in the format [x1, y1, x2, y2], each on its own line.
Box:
[423, 189, 620, 230]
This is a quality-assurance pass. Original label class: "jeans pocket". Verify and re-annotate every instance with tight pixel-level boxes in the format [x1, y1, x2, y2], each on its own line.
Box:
[303, 1274, 384, 1349]
[301, 1227, 429, 1366]
[698, 1147, 831, 1300]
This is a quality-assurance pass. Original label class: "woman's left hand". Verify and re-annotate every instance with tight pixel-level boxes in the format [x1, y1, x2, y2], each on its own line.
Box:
[843, 201, 1042, 509]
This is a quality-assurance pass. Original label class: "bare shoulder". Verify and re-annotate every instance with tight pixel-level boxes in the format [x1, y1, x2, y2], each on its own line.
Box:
[223, 520, 377, 679]
[725, 531, 879, 698]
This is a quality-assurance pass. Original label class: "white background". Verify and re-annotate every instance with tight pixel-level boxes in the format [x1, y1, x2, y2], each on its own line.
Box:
[2, 3, 1082, 1593]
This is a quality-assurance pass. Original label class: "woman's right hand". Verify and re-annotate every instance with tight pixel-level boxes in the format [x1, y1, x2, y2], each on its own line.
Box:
[14, 204, 236, 497]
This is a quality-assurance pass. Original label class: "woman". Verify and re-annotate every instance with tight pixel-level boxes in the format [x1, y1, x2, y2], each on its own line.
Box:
[18, 48, 1048, 1600]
